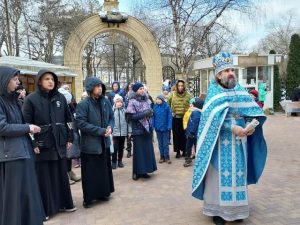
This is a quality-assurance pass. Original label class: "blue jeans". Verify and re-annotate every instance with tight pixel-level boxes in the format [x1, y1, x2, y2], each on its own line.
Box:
[185, 136, 197, 158]
[156, 131, 170, 160]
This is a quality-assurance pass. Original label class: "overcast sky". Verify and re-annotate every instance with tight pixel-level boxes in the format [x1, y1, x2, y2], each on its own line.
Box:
[118, 0, 300, 52]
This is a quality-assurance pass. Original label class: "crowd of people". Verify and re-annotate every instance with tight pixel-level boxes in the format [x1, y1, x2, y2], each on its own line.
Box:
[0, 51, 267, 225]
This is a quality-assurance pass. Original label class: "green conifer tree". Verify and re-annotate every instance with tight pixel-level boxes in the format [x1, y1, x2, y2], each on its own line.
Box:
[286, 34, 300, 99]
[269, 50, 281, 110]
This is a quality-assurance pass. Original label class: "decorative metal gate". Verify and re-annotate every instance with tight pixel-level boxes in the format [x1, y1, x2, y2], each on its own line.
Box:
[187, 74, 200, 97]
[162, 66, 175, 81]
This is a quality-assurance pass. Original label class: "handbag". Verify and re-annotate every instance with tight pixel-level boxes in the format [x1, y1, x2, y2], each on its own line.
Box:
[67, 131, 80, 159]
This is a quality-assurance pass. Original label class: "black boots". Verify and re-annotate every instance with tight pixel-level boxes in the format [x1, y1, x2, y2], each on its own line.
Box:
[83, 202, 92, 209]
[118, 161, 124, 168]
[183, 158, 192, 167]
[212, 216, 226, 225]
[132, 173, 150, 180]
[142, 174, 150, 179]
[159, 157, 165, 163]
[132, 174, 140, 181]
[112, 161, 124, 169]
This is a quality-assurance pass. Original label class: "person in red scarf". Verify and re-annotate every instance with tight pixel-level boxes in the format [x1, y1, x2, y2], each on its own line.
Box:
[249, 89, 264, 108]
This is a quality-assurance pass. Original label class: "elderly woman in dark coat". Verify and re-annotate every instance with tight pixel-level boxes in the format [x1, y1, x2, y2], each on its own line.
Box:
[0, 66, 45, 225]
[126, 82, 157, 180]
[75, 77, 115, 208]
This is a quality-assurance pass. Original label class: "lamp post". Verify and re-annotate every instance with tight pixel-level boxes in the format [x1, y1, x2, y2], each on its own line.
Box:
[99, 1, 128, 82]
[106, 33, 117, 82]
[113, 43, 117, 81]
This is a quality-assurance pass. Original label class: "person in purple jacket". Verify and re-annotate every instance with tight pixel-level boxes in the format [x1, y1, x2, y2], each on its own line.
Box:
[153, 94, 172, 164]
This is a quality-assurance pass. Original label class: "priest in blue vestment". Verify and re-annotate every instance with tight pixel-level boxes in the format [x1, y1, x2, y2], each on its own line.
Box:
[192, 52, 267, 225]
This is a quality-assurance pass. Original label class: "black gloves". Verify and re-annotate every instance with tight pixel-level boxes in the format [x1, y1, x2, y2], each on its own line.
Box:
[143, 108, 153, 117]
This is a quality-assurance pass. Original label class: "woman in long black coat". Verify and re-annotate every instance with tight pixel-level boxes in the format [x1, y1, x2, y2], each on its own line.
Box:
[0, 66, 45, 225]
[126, 83, 157, 180]
[22, 69, 75, 218]
[75, 77, 115, 208]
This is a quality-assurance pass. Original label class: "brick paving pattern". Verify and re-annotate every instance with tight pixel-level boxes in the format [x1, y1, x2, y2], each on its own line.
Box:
[44, 113, 300, 225]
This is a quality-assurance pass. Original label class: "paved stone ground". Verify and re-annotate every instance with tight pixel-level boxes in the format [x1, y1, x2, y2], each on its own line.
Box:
[45, 113, 300, 225]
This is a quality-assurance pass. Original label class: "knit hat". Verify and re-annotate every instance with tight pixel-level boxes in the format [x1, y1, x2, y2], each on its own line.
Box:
[163, 79, 170, 87]
[156, 94, 165, 102]
[193, 97, 204, 109]
[250, 89, 259, 98]
[132, 82, 144, 92]
[113, 94, 123, 103]
[212, 51, 234, 75]
[162, 86, 169, 92]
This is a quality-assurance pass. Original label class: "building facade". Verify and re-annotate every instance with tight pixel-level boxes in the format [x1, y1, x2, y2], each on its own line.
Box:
[193, 53, 283, 109]
[0, 56, 76, 94]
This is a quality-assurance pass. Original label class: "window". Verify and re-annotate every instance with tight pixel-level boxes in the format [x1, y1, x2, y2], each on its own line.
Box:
[208, 70, 214, 82]
[242, 67, 256, 86]
[235, 69, 239, 78]
[258, 66, 271, 91]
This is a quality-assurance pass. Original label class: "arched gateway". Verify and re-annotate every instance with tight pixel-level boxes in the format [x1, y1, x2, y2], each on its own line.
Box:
[64, 1, 162, 100]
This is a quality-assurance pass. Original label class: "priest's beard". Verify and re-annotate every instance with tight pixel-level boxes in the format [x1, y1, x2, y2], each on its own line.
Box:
[219, 75, 237, 89]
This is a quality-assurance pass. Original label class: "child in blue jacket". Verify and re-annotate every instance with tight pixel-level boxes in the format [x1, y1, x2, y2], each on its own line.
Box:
[153, 94, 172, 164]
[183, 97, 204, 167]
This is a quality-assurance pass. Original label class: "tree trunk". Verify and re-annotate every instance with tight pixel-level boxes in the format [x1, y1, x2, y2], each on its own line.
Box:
[132, 53, 136, 82]
[26, 25, 31, 58]
[169, 0, 183, 73]
[4, 0, 13, 55]
[86, 47, 93, 77]
[14, 23, 20, 56]
[45, 32, 55, 63]
[0, 34, 5, 57]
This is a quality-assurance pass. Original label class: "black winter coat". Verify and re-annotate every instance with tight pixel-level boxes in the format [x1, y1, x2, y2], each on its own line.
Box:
[76, 95, 114, 155]
[0, 66, 33, 162]
[22, 70, 73, 161]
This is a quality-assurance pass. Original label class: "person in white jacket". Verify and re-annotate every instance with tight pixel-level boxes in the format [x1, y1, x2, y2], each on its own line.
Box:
[111, 94, 132, 169]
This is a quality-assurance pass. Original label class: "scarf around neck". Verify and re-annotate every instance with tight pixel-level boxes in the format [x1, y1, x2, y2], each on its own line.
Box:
[126, 93, 152, 132]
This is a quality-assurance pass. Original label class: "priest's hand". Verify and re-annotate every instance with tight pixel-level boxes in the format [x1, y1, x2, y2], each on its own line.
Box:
[231, 125, 246, 137]
[245, 128, 255, 136]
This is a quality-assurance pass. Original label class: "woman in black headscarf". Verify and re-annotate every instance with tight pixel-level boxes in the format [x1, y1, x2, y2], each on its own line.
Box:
[0, 66, 45, 225]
